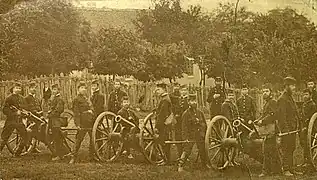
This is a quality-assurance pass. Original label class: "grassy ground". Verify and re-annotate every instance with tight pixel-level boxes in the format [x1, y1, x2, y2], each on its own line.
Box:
[1, 113, 317, 180]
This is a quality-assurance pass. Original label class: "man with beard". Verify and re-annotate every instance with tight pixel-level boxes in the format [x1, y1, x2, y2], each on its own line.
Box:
[257, 83, 282, 177]
[24, 81, 42, 153]
[276, 77, 301, 176]
[207, 77, 225, 119]
[170, 83, 189, 158]
[0, 82, 28, 157]
[48, 84, 66, 161]
[306, 79, 317, 105]
[70, 82, 95, 164]
[177, 93, 209, 172]
[237, 84, 256, 126]
[108, 80, 127, 114]
[299, 89, 316, 172]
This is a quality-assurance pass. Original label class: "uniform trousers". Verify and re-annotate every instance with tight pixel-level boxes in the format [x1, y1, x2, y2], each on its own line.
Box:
[0, 122, 27, 155]
[280, 133, 296, 172]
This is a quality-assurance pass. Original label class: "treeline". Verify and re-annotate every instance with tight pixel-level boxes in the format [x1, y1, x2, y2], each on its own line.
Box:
[1, 0, 317, 87]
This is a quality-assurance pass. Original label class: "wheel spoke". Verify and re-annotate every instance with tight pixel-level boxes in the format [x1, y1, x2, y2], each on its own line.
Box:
[210, 149, 221, 161]
[145, 141, 154, 151]
[149, 145, 154, 159]
[212, 126, 222, 139]
[313, 152, 317, 160]
[149, 118, 154, 132]
[209, 144, 221, 150]
[209, 137, 221, 143]
[224, 125, 229, 138]
[8, 137, 17, 144]
[96, 137, 108, 142]
[144, 127, 154, 137]
[97, 128, 109, 136]
[97, 140, 108, 152]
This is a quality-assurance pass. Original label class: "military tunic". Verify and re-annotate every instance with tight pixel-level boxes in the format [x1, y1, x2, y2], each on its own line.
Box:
[91, 91, 105, 117]
[108, 89, 127, 114]
[207, 86, 225, 118]
[221, 99, 239, 122]
[179, 108, 208, 167]
[0, 93, 27, 155]
[276, 91, 299, 171]
[236, 95, 256, 122]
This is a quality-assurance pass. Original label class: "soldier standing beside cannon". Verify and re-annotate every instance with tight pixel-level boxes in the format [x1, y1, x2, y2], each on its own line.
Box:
[237, 84, 256, 126]
[207, 77, 225, 119]
[0, 82, 28, 157]
[177, 93, 209, 172]
[256, 83, 282, 177]
[299, 88, 316, 172]
[221, 89, 239, 122]
[70, 82, 95, 164]
[48, 84, 66, 161]
[276, 77, 302, 176]
[108, 80, 127, 114]
[91, 80, 105, 118]
[170, 83, 189, 158]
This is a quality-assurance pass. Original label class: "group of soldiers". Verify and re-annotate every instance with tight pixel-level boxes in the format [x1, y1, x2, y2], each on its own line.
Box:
[0, 76, 317, 177]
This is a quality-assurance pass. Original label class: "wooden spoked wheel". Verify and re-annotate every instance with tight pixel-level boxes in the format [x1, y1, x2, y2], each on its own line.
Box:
[92, 111, 123, 162]
[307, 112, 317, 169]
[6, 127, 34, 155]
[139, 112, 166, 165]
[205, 115, 236, 170]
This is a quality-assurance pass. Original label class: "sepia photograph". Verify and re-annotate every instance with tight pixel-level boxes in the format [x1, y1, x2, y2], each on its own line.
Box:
[1, 0, 317, 179]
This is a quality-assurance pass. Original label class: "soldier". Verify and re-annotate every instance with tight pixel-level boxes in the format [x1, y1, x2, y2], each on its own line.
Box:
[207, 77, 225, 119]
[48, 84, 65, 161]
[41, 87, 52, 119]
[177, 93, 209, 172]
[236, 84, 256, 125]
[257, 83, 282, 177]
[24, 81, 42, 153]
[70, 82, 95, 164]
[117, 96, 139, 159]
[221, 89, 239, 122]
[276, 77, 301, 176]
[306, 79, 317, 105]
[299, 89, 316, 171]
[154, 83, 172, 165]
[170, 83, 189, 157]
[91, 80, 105, 117]
[0, 82, 28, 157]
[108, 80, 127, 114]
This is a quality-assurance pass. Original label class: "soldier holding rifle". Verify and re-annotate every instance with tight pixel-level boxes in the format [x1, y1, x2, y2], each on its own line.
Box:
[0, 82, 28, 157]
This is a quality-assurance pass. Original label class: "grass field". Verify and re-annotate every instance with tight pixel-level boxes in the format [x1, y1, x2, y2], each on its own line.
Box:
[1, 119, 317, 180]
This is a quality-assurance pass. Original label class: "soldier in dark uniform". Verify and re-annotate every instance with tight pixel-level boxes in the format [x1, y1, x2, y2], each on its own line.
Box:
[177, 93, 209, 172]
[221, 89, 239, 122]
[24, 81, 42, 153]
[299, 89, 316, 171]
[0, 82, 28, 157]
[70, 82, 95, 164]
[48, 84, 65, 161]
[117, 96, 139, 159]
[276, 77, 301, 176]
[257, 83, 282, 177]
[108, 80, 127, 114]
[207, 77, 225, 119]
[154, 83, 172, 165]
[170, 83, 189, 157]
[236, 84, 256, 125]
[91, 80, 105, 117]
[307, 79, 317, 105]
[41, 87, 52, 119]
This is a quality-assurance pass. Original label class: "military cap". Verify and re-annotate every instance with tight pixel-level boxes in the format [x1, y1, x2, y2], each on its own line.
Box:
[91, 79, 99, 85]
[226, 88, 235, 94]
[215, 76, 222, 82]
[29, 81, 37, 87]
[188, 93, 197, 100]
[262, 83, 272, 90]
[77, 81, 87, 89]
[51, 83, 59, 89]
[156, 83, 167, 89]
[122, 96, 129, 101]
[303, 88, 311, 95]
[284, 76, 296, 85]
[241, 83, 248, 89]
[307, 78, 315, 83]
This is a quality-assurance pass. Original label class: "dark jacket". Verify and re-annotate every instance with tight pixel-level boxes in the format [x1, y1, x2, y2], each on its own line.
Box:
[170, 91, 189, 119]
[118, 107, 139, 128]
[2, 93, 25, 124]
[237, 95, 256, 121]
[276, 91, 299, 133]
[259, 98, 277, 126]
[182, 108, 207, 140]
[48, 94, 65, 127]
[312, 89, 317, 105]
[73, 94, 94, 128]
[108, 89, 127, 114]
[221, 99, 239, 122]
[301, 99, 316, 128]
[91, 91, 105, 117]
[155, 93, 172, 130]
[207, 86, 225, 114]
[24, 94, 42, 114]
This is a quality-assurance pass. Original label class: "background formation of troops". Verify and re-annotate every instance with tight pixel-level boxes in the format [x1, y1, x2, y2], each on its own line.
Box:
[0, 76, 317, 176]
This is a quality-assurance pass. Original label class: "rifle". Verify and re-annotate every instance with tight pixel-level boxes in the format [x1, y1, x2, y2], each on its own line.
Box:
[10, 105, 47, 124]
